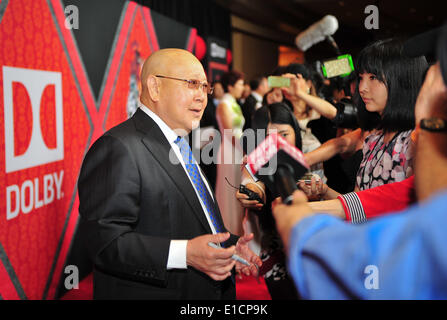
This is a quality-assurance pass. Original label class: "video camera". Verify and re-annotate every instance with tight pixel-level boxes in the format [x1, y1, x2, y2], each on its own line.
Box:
[317, 54, 359, 129]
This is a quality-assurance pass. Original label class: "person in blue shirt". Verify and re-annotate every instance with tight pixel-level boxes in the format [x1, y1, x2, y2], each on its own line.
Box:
[271, 26, 447, 299]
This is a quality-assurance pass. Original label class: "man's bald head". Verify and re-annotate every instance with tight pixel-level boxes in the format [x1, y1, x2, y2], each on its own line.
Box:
[139, 48, 208, 134]
[140, 48, 203, 95]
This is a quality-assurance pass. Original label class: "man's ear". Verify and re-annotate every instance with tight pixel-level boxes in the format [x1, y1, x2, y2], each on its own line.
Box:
[147, 75, 160, 102]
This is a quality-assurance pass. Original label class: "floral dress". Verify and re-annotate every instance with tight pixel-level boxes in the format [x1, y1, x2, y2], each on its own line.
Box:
[356, 130, 415, 191]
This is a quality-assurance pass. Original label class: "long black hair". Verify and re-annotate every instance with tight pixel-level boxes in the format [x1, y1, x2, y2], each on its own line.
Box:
[354, 38, 428, 133]
[268, 103, 302, 150]
[245, 102, 302, 153]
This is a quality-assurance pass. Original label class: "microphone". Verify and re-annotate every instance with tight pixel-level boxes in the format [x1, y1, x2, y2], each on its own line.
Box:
[295, 15, 339, 52]
[326, 35, 341, 55]
[246, 133, 309, 204]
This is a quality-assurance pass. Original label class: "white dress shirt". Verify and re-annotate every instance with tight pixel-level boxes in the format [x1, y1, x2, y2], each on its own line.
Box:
[139, 104, 217, 269]
[251, 91, 263, 110]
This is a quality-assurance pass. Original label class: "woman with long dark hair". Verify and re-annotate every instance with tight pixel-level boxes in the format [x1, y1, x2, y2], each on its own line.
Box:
[354, 38, 427, 189]
[280, 63, 328, 182]
[236, 102, 302, 299]
[300, 38, 428, 200]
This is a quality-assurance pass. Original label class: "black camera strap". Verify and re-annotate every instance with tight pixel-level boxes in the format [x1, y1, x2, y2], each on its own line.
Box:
[358, 131, 401, 190]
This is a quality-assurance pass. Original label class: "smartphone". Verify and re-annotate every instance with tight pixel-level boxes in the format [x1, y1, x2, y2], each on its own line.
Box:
[268, 76, 290, 88]
[321, 54, 354, 78]
[299, 172, 319, 185]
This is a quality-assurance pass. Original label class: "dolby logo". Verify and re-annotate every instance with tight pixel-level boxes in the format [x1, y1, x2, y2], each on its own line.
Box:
[3, 66, 64, 173]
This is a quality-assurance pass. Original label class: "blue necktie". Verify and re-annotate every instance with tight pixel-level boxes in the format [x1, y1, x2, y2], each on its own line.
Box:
[174, 136, 224, 234]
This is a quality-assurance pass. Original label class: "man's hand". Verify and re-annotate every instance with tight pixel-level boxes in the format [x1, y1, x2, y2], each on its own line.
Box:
[414, 62, 447, 202]
[272, 190, 314, 251]
[234, 233, 263, 277]
[186, 232, 236, 281]
[415, 62, 447, 123]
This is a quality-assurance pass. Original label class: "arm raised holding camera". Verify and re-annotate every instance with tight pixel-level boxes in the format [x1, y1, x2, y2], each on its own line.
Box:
[281, 73, 338, 119]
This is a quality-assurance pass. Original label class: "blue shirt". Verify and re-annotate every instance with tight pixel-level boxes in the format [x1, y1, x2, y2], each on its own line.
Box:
[288, 191, 447, 299]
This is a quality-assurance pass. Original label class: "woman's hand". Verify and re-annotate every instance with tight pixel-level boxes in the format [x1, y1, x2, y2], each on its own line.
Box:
[281, 73, 309, 102]
[235, 183, 264, 210]
[266, 88, 283, 104]
[297, 176, 328, 201]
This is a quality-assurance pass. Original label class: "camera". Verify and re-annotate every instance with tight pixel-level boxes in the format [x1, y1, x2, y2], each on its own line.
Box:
[332, 97, 358, 129]
[314, 53, 359, 129]
[321, 54, 354, 79]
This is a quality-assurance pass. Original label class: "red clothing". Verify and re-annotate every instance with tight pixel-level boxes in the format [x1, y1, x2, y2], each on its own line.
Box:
[338, 176, 416, 224]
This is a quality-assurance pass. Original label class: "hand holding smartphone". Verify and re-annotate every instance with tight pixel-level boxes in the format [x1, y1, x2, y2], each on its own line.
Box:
[268, 76, 291, 88]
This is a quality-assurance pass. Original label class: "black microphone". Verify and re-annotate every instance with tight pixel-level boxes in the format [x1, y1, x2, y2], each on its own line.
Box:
[246, 133, 309, 204]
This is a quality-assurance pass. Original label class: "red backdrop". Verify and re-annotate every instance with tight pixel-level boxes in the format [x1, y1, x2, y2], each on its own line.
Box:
[0, 0, 182, 300]
[0, 0, 230, 300]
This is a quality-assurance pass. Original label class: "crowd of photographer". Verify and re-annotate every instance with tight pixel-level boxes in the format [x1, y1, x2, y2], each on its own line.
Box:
[201, 23, 447, 299]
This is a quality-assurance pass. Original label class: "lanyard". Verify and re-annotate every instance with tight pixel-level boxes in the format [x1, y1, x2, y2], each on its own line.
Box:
[359, 131, 400, 190]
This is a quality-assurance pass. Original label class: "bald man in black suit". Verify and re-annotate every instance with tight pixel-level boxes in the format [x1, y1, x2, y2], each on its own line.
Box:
[78, 49, 261, 300]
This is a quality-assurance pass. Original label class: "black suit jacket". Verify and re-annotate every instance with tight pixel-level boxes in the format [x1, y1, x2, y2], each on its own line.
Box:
[78, 108, 238, 300]
[242, 94, 259, 131]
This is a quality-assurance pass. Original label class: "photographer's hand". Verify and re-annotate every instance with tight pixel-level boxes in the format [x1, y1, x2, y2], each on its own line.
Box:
[414, 62, 447, 202]
[415, 62, 447, 122]
[272, 190, 314, 251]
